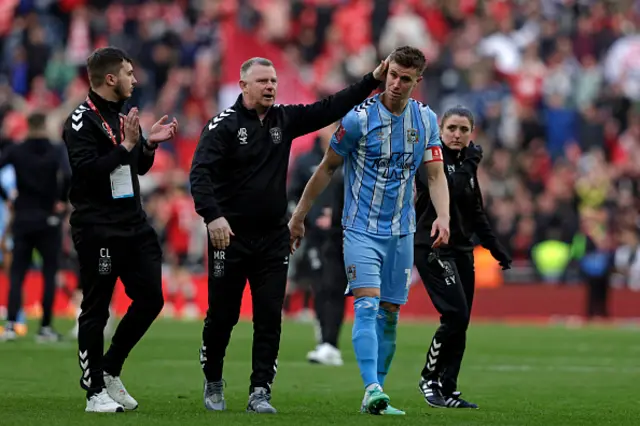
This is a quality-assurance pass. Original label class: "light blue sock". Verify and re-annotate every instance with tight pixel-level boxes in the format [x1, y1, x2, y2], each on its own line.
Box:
[376, 306, 399, 387]
[352, 296, 380, 388]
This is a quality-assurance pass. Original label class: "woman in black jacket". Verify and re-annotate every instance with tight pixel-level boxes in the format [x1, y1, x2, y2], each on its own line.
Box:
[414, 106, 511, 409]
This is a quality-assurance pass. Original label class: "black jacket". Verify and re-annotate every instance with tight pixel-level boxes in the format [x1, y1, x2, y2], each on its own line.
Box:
[415, 142, 511, 266]
[287, 136, 331, 234]
[190, 72, 380, 233]
[62, 90, 154, 234]
[0, 138, 71, 235]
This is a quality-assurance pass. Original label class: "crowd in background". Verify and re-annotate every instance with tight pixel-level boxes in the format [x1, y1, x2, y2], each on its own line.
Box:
[1, 0, 640, 315]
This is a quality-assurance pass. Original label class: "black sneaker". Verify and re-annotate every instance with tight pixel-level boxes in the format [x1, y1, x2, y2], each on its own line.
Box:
[443, 391, 478, 409]
[418, 378, 446, 408]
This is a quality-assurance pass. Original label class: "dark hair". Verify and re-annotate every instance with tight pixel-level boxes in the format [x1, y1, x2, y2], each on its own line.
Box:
[240, 57, 274, 79]
[441, 105, 475, 130]
[86, 47, 132, 88]
[388, 46, 427, 74]
[27, 111, 47, 130]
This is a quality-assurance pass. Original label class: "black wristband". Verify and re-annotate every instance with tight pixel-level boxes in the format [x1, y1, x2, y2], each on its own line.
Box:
[144, 140, 158, 151]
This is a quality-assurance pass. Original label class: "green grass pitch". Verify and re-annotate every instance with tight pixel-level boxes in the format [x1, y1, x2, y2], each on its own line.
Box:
[1, 318, 639, 425]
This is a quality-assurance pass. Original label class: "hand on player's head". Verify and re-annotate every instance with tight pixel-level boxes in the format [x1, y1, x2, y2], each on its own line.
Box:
[373, 57, 390, 81]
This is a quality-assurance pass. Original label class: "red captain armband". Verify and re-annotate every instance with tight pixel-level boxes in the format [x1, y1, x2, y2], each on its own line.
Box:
[424, 146, 443, 163]
[334, 123, 346, 143]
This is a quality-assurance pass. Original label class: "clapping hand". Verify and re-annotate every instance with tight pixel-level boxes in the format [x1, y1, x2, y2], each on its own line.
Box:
[148, 115, 178, 144]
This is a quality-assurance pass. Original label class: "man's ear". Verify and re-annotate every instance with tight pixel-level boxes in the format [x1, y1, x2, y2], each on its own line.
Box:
[105, 74, 117, 87]
[239, 79, 247, 92]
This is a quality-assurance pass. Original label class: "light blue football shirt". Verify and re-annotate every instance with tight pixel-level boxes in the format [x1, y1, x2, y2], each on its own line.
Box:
[330, 94, 442, 236]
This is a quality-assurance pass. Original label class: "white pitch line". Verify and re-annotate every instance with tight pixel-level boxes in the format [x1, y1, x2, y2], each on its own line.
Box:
[471, 364, 640, 374]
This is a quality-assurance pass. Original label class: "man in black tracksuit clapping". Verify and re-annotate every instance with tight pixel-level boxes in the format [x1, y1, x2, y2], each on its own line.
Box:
[62, 46, 177, 413]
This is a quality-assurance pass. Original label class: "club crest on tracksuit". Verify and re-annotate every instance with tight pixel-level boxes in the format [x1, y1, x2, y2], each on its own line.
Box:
[270, 127, 282, 144]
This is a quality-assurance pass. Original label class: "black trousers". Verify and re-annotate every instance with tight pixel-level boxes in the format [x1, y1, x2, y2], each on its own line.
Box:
[292, 230, 325, 283]
[72, 223, 164, 396]
[285, 230, 323, 312]
[415, 246, 475, 396]
[7, 225, 61, 327]
[585, 274, 609, 318]
[200, 225, 290, 394]
[312, 232, 346, 348]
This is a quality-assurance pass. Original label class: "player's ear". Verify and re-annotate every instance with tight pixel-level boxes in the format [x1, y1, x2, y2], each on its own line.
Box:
[239, 79, 247, 92]
[416, 76, 423, 84]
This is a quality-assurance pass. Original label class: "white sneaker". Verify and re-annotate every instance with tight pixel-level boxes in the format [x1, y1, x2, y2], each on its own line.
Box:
[104, 374, 138, 410]
[307, 343, 344, 366]
[85, 389, 124, 412]
[0, 328, 16, 342]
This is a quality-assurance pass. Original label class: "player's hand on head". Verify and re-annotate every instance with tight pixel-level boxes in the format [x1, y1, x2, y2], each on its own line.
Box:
[373, 57, 390, 81]
[288, 215, 305, 254]
[207, 217, 235, 249]
[431, 216, 450, 248]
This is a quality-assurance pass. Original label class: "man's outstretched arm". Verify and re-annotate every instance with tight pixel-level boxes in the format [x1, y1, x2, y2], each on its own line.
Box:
[283, 59, 388, 138]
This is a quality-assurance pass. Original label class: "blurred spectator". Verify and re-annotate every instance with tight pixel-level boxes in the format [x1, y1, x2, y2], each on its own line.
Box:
[573, 207, 613, 318]
[612, 225, 640, 291]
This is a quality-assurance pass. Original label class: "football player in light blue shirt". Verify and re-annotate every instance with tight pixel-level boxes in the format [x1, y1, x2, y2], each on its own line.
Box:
[289, 46, 450, 415]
